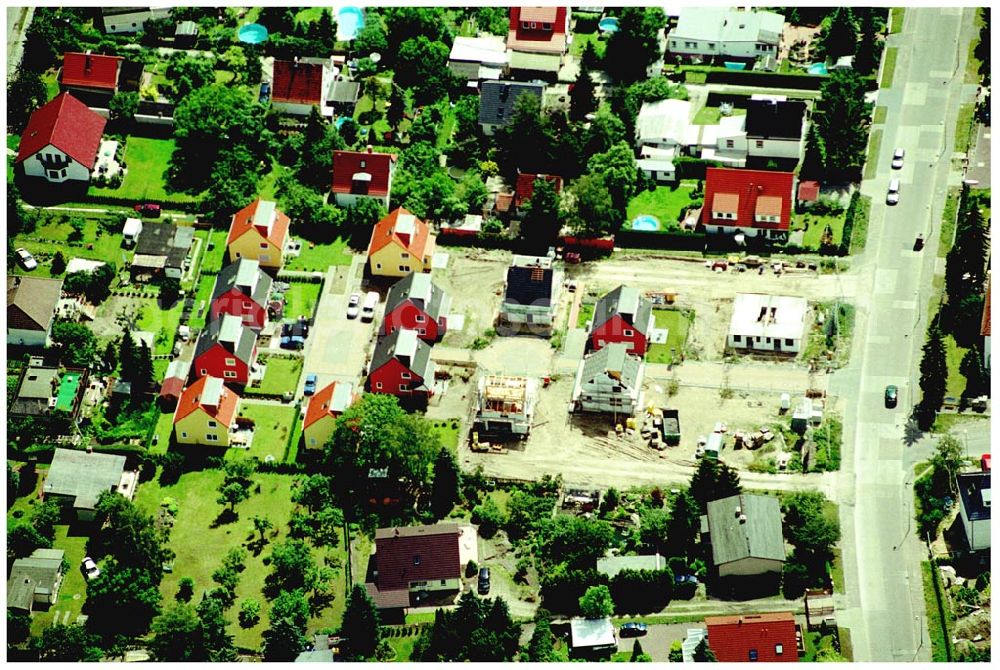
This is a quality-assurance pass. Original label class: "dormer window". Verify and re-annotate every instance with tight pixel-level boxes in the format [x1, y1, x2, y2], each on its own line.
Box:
[542, 22, 552, 30]
[749, 649, 758, 661]
[775, 644, 784, 656]
[413, 555, 421, 565]
[360, 159, 366, 168]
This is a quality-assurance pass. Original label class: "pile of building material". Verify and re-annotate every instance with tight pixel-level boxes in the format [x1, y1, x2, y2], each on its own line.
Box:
[639, 407, 681, 450]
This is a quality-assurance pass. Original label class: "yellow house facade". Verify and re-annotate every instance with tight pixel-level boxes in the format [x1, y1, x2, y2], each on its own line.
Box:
[227, 199, 291, 271]
[173, 376, 239, 447]
[367, 208, 436, 278]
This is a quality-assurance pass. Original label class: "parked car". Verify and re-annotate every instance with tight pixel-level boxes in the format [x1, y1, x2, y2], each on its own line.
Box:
[674, 574, 699, 587]
[82, 557, 100, 580]
[134, 203, 162, 218]
[884, 385, 898, 408]
[477, 567, 491, 595]
[886, 178, 900, 205]
[619, 622, 648, 638]
[304, 374, 317, 396]
[361, 291, 379, 322]
[914, 234, 925, 251]
[346, 293, 360, 319]
[14, 248, 37, 271]
[891, 147, 905, 169]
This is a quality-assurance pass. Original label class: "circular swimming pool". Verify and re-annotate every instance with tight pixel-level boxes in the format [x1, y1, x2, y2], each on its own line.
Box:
[238, 23, 268, 44]
[598, 17, 619, 32]
[631, 215, 660, 231]
[337, 6, 365, 41]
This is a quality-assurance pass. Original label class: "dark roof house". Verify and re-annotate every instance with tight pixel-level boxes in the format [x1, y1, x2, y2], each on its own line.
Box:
[194, 314, 258, 369]
[6, 548, 66, 612]
[705, 493, 785, 576]
[478, 80, 545, 131]
[211, 259, 273, 314]
[133, 222, 195, 278]
[385, 272, 448, 325]
[746, 99, 807, 141]
[504, 256, 556, 308]
[592, 286, 654, 338]
[7, 276, 63, 345]
[365, 524, 463, 610]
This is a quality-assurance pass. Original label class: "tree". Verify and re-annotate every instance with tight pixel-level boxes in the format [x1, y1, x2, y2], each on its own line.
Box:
[813, 71, 872, 181]
[952, 294, 986, 348]
[638, 507, 671, 552]
[266, 539, 315, 594]
[959, 347, 989, 398]
[50, 251, 66, 275]
[631, 639, 652, 662]
[86, 559, 164, 636]
[340, 584, 382, 659]
[166, 54, 215, 101]
[133, 339, 154, 396]
[159, 276, 181, 307]
[217, 482, 250, 513]
[535, 515, 614, 571]
[197, 595, 237, 662]
[587, 142, 639, 221]
[30, 500, 60, 541]
[262, 590, 310, 661]
[31, 623, 103, 662]
[383, 7, 451, 56]
[118, 329, 138, 380]
[431, 447, 461, 518]
[297, 106, 345, 192]
[252, 515, 273, 543]
[931, 434, 965, 495]
[8, 182, 36, 239]
[7, 65, 46, 132]
[800, 124, 827, 180]
[946, 197, 988, 306]
[819, 7, 858, 60]
[585, 109, 628, 157]
[917, 321, 948, 427]
[176, 577, 195, 602]
[352, 13, 389, 57]
[50, 321, 97, 367]
[403, 170, 466, 222]
[62, 262, 115, 304]
[604, 7, 667, 84]
[456, 171, 489, 214]
[239, 598, 261, 628]
[693, 637, 717, 662]
[90, 491, 169, 578]
[8, 522, 51, 560]
[566, 173, 618, 237]
[853, 10, 881, 76]
[666, 489, 701, 558]
[396, 36, 455, 106]
[520, 610, 556, 661]
[781, 491, 841, 559]
[668, 640, 684, 662]
[610, 568, 673, 613]
[415, 592, 520, 661]
[519, 177, 564, 253]
[109, 91, 139, 122]
[689, 459, 742, 512]
[149, 603, 204, 661]
[493, 93, 556, 181]
[219, 46, 248, 80]
[570, 63, 597, 122]
[579, 584, 614, 618]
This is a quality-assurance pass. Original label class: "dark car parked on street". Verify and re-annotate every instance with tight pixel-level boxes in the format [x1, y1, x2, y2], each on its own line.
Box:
[619, 622, 648, 638]
[477, 567, 490, 595]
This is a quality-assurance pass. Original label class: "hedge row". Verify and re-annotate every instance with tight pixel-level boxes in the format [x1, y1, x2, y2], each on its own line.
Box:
[276, 273, 325, 285]
[81, 192, 205, 212]
[839, 191, 863, 255]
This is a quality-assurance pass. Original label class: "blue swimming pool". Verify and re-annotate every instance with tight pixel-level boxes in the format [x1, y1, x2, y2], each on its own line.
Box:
[238, 23, 268, 44]
[337, 6, 364, 41]
[631, 215, 660, 232]
[598, 17, 619, 33]
[808, 62, 829, 75]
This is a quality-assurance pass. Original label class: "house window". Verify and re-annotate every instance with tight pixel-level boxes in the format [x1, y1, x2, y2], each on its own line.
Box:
[180, 431, 188, 438]
[401, 372, 411, 380]
[376, 263, 382, 270]
[765, 337, 771, 344]
[360, 159, 366, 168]
[225, 358, 237, 366]
[235, 252, 242, 258]
[399, 384, 409, 392]
[685, 41, 697, 48]
[206, 433, 218, 441]
[260, 242, 268, 249]
[785, 338, 793, 346]
[440, 579, 447, 585]
[542, 22, 552, 30]
[243, 301, 253, 311]
[400, 252, 409, 259]
[259, 254, 270, 262]
[756, 140, 764, 149]
[60, 169, 67, 178]
[413, 555, 421, 566]
[375, 382, 383, 390]
[207, 420, 217, 428]
[726, 139, 735, 149]
[733, 335, 741, 343]
[200, 368, 208, 375]
[415, 314, 425, 323]
[224, 371, 237, 378]
[749, 649, 758, 661]
[418, 328, 426, 335]
[623, 329, 633, 337]
[708, 42, 716, 49]
[775, 644, 784, 656]
[399, 265, 410, 272]
[310, 437, 316, 445]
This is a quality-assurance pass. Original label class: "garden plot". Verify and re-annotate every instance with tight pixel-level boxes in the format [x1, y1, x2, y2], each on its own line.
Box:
[434, 248, 511, 348]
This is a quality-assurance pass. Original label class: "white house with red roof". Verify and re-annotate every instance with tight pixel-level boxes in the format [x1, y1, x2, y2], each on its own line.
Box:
[506, 7, 570, 78]
[59, 52, 123, 100]
[700, 167, 795, 240]
[271, 57, 337, 117]
[16, 92, 107, 183]
[331, 148, 398, 208]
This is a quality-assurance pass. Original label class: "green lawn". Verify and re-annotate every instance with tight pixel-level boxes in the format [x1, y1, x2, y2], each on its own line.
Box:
[625, 183, 700, 231]
[151, 410, 174, 455]
[577, 302, 595, 329]
[646, 309, 693, 365]
[89, 137, 201, 204]
[230, 403, 298, 462]
[570, 31, 607, 59]
[256, 356, 304, 396]
[880, 47, 899, 89]
[890, 8, 905, 34]
[188, 273, 218, 331]
[921, 560, 953, 661]
[134, 469, 348, 650]
[386, 634, 419, 661]
[943, 334, 969, 398]
[792, 212, 846, 249]
[429, 418, 462, 452]
[137, 299, 184, 355]
[258, 161, 289, 201]
[954, 103, 975, 154]
[11, 216, 128, 278]
[29, 524, 90, 636]
[873, 106, 887, 124]
[830, 547, 845, 594]
[938, 187, 961, 257]
[965, 9, 985, 84]
[294, 7, 327, 25]
[200, 229, 229, 275]
[285, 239, 354, 271]
[864, 128, 883, 180]
[282, 282, 322, 319]
[692, 106, 746, 125]
[41, 69, 60, 101]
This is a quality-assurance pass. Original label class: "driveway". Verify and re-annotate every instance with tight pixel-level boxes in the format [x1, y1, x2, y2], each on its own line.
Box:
[298, 257, 375, 397]
[616, 624, 699, 661]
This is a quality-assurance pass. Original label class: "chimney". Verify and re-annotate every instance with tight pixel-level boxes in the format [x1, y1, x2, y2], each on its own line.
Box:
[757, 185, 764, 193]
[366, 145, 373, 154]
[734, 506, 742, 517]
[393, 528, 400, 537]
[739, 513, 747, 523]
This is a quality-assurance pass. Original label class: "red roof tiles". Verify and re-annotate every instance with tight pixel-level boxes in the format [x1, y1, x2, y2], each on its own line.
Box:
[173, 375, 240, 426]
[508, 7, 569, 54]
[514, 173, 563, 209]
[797, 180, 820, 203]
[705, 612, 798, 663]
[367, 207, 432, 260]
[227, 198, 291, 249]
[303, 381, 357, 430]
[331, 149, 397, 197]
[16, 92, 107, 169]
[701, 167, 795, 231]
[272, 59, 324, 106]
[374, 524, 462, 591]
[61, 52, 122, 91]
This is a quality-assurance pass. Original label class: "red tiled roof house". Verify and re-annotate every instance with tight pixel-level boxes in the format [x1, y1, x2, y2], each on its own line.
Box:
[16, 92, 107, 183]
[59, 51, 123, 99]
[701, 167, 795, 240]
[173, 376, 241, 447]
[271, 57, 336, 117]
[303, 381, 359, 450]
[227, 199, 291, 270]
[382, 272, 450, 343]
[588, 286, 654, 357]
[514, 173, 563, 214]
[507, 7, 569, 77]
[332, 148, 398, 209]
[365, 524, 465, 614]
[367, 208, 436, 278]
[705, 612, 799, 663]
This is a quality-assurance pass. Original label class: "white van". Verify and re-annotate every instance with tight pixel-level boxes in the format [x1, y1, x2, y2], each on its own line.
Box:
[361, 291, 379, 322]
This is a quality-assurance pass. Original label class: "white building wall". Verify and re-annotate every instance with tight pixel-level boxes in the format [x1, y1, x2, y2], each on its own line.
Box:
[727, 332, 801, 353]
[103, 8, 172, 34]
[960, 505, 991, 551]
[271, 100, 318, 117]
[718, 557, 783, 578]
[22, 145, 91, 182]
[669, 40, 774, 60]
[747, 137, 803, 160]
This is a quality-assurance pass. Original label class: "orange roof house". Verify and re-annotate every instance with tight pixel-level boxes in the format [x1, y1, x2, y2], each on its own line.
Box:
[367, 208, 437, 278]
[173, 376, 240, 447]
[303, 381, 359, 450]
[227, 198, 291, 270]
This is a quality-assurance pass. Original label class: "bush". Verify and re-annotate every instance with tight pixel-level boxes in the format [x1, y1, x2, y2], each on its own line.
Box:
[465, 560, 478, 578]
[471, 498, 505, 538]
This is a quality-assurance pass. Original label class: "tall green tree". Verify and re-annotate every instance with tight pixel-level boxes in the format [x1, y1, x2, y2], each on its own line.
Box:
[339, 584, 382, 659]
[917, 321, 948, 428]
[959, 347, 989, 398]
[693, 637, 717, 662]
[570, 63, 597, 122]
[819, 7, 858, 60]
[109, 91, 140, 122]
[519, 177, 564, 253]
[587, 142, 639, 221]
[262, 590, 310, 661]
[7, 65, 47, 132]
[86, 559, 164, 636]
[493, 93, 556, 181]
[395, 36, 455, 106]
[431, 447, 461, 518]
[197, 595, 237, 662]
[689, 459, 742, 512]
[520, 610, 556, 662]
[566, 173, 618, 237]
[631, 639, 652, 662]
[31, 623, 103, 662]
[931, 434, 965, 495]
[813, 71, 872, 181]
[579, 584, 614, 618]
[604, 7, 667, 84]
[781, 491, 841, 559]
[799, 124, 827, 180]
[165, 54, 215, 100]
[50, 321, 97, 368]
[666, 489, 700, 558]
[853, 10, 882, 76]
[149, 603, 204, 661]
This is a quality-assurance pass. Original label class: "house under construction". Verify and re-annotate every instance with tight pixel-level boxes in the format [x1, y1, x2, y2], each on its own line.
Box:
[473, 375, 539, 440]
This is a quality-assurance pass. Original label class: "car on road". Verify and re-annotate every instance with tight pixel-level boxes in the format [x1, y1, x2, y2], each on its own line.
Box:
[361, 291, 379, 322]
[884, 385, 898, 408]
[279, 321, 308, 350]
[477, 567, 491, 595]
[346, 293, 360, 319]
[14, 248, 37, 271]
[134, 203, 162, 218]
[886, 178, 900, 205]
[82, 557, 100, 580]
[891, 148, 905, 169]
[304, 374, 317, 396]
[619, 622, 648, 638]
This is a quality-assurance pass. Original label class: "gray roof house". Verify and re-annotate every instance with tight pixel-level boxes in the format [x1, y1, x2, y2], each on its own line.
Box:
[326, 77, 361, 116]
[478, 80, 546, 136]
[572, 342, 645, 416]
[499, 255, 563, 336]
[7, 548, 66, 612]
[704, 493, 785, 578]
[367, 328, 436, 399]
[43, 448, 134, 519]
[132, 222, 194, 280]
[957, 471, 990, 552]
[210, 258, 273, 332]
[589, 285, 655, 356]
[8, 275, 63, 348]
[384, 272, 450, 343]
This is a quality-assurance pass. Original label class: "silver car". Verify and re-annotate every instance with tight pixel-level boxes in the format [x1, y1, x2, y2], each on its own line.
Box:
[886, 178, 900, 205]
[346, 293, 360, 319]
[891, 148, 905, 169]
[15, 248, 37, 271]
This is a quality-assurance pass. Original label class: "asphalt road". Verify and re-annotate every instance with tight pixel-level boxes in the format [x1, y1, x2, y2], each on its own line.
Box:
[830, 7, 979, 662]
[6, 6, 32, 73]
